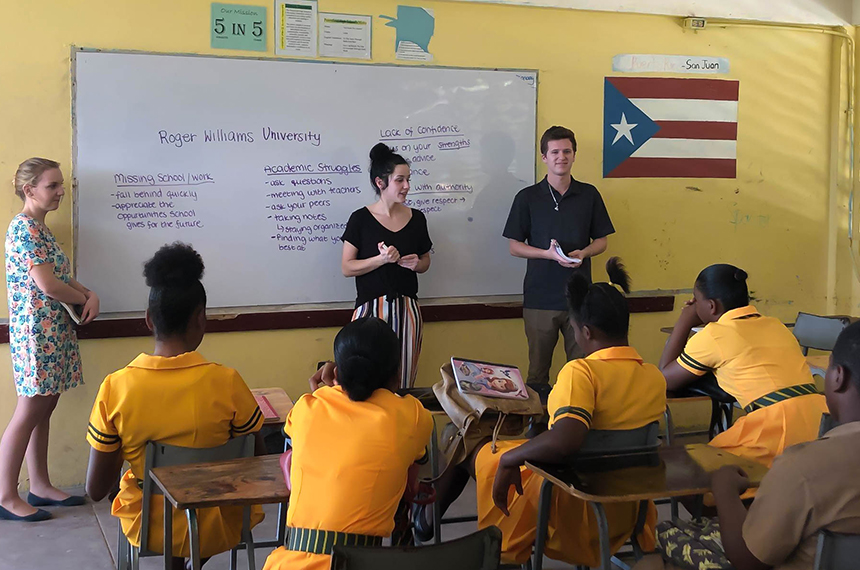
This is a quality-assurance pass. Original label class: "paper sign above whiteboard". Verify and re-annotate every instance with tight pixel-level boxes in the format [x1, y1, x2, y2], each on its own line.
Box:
[319, 13, 372, 59]
[613, 54, 729, 74]
[276, 0, 318, 57]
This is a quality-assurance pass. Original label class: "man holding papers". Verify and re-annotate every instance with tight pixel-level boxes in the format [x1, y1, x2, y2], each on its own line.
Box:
[503, 126, 615, 387]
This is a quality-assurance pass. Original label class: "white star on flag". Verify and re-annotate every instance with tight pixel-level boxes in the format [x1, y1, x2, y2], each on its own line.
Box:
[611, 112, 638, 145]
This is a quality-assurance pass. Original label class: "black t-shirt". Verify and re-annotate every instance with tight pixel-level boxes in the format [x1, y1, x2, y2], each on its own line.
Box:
[503, 176, 615, 311]
[341, 207, 433, 307]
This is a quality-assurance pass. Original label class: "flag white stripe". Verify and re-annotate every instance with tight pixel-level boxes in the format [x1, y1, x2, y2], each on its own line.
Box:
[630, 98, 738, 123]
[631, 139, 737, 159]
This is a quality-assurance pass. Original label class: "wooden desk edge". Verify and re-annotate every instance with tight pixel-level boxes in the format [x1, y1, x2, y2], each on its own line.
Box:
[524, 455, 764, 504]
[149, 462, 289, 511]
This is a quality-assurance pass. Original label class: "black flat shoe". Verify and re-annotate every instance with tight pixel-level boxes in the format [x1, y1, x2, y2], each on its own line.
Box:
[412, 502, 434, 543]
[0, 504, 52, 521]
[26, 492, 86, 507]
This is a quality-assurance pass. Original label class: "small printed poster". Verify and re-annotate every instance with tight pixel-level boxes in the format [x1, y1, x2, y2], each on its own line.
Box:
[211, 3, 267, 51]
[319, 13, 372, 60]
[276, 0, 318, 57]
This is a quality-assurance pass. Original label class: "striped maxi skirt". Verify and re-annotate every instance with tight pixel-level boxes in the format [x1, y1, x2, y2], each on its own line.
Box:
[351, 295, 423, 389]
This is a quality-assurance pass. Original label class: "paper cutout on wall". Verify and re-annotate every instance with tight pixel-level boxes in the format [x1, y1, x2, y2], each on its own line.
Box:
[381, 5, 435, 61]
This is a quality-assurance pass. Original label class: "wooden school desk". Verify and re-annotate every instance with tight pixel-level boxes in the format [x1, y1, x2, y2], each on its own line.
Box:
[251, 388, 294, 425]
[806, 355, 830, 377]
[526, 443, 769, 570]
[150, 455, 289, 570]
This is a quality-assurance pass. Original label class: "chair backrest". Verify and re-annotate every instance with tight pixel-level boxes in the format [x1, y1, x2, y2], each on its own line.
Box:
[330, 526, 502, 570]
[578, 421, 661, 457]
[819, 413, 838, 438]
[794, 313, 851, 354]
[139, 434, 255, 555]
[814, 530, 860, 570]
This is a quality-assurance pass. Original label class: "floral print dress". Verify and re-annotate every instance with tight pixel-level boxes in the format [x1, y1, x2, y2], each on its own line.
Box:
[5, 213, 82, 396]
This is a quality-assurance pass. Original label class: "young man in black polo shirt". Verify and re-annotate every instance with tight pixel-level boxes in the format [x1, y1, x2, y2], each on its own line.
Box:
[503, 125, 615, 387]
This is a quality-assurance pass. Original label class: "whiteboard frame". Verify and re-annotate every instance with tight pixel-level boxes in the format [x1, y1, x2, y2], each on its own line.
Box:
[69, 46, 539, 317]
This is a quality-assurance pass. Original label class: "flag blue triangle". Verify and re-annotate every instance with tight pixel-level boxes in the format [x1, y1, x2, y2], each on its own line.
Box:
[603, 79, 661, 177]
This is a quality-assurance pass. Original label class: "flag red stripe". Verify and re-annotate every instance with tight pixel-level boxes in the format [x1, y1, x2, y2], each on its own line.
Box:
[608, 77, 739, 101]
[606, 158, 736, 178]
[652, 121, 738, 140]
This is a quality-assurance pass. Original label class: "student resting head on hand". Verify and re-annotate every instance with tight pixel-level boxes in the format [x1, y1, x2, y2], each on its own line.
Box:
[659, 263, 828, 467]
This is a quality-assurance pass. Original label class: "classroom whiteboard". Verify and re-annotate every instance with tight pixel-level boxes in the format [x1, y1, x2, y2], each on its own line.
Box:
[73, 51, 537, 313]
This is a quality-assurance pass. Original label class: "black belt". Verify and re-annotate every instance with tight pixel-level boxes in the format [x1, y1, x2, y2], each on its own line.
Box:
[744, 383, 820, 413]
[286, 527, 383, 555]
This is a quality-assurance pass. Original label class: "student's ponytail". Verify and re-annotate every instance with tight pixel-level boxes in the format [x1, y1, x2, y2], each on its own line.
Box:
[695, 264, 750, 311]
[336, 354, 379, 401]
[333, 317, 400, 401]
[606, 257, 631, 294]
[566, 257, 631, 339]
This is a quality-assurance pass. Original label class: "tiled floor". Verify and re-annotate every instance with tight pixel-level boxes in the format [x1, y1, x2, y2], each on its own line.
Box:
[0, 478, 681, 570]
[2, 431, 705, 570]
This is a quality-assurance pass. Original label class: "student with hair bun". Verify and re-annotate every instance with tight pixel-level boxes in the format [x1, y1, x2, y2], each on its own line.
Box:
[660, 263, 828, 467]
[84, 243, 264, 570]
[263, 317, 433, 570]
[417, 258, 666, 567]
[341, 143, 433, 389]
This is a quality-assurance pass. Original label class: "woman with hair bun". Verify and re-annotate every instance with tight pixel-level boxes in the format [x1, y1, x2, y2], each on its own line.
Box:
[0, 158, 99, 521]
[263, 316, 433, 570]
[84, 243, 264, 570]
[341, 143, 433, 389]
[660, 263, 828, 467]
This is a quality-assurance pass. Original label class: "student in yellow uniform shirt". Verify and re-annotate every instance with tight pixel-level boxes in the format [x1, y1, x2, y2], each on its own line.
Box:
[263, 316, 434, 570]
[416, 258, 666, 567]
[84, 243, 264, 570]
[636, 320, 860, 570]
[660, 264, 828, 467]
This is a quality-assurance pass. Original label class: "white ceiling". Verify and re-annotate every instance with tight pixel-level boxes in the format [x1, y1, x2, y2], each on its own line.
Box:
[445, 0, 856, 25]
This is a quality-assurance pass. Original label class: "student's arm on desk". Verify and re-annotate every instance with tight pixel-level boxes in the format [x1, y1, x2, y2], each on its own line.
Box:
[86, 448, 124, 501]
[712, 466, 771, 570]
[660, 301, 705, 391]
[492, 418, 588, 515]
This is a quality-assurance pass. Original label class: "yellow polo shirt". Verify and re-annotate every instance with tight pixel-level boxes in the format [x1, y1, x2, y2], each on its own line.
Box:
[264, 385, 433, 570]
[86, 351, 264, 557]
[474, 345, 666, 567]
[676, 305, 813, 408]
[550, 345, 667, 430]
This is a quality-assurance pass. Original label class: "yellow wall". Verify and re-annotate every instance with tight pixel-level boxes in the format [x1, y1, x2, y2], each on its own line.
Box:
[0, 0, 848, 487]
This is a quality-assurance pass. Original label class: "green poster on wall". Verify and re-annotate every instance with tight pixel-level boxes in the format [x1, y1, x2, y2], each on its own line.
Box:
[211, 3, 267, 51]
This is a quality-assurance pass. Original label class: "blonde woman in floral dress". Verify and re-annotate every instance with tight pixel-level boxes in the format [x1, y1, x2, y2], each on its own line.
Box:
[0, 158, 99, 521]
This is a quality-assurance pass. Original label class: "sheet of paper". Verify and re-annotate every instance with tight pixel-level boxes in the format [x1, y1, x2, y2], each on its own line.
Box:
[276, 0, 318, 57]
[319, 13, 372, 59]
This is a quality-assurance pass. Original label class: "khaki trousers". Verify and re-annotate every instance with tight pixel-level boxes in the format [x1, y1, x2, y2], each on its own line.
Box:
[522, 308, 583, 385]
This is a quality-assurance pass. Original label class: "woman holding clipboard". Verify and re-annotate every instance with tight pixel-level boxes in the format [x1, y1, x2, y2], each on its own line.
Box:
[341, 143, 432, 389]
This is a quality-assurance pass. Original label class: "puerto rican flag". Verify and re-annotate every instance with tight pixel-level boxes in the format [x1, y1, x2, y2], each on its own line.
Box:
[603, 77, 739, 178]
